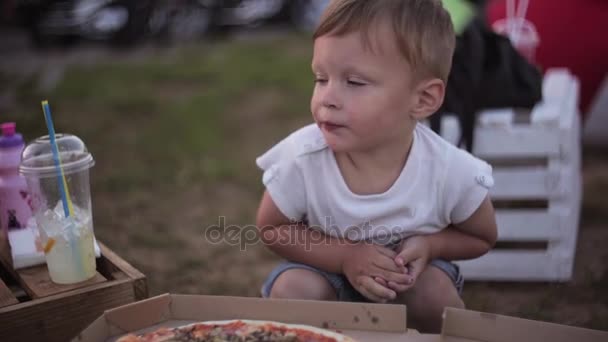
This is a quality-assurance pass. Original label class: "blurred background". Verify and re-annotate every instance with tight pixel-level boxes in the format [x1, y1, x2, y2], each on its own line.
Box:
[1, 0, 607, 331]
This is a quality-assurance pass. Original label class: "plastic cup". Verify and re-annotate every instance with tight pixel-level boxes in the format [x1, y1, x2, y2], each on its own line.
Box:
[19, 134, 96, 284]
[493, 18, 540, 64]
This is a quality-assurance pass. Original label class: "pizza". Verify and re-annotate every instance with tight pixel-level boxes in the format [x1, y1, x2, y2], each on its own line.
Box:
[116, 319, 357, 342]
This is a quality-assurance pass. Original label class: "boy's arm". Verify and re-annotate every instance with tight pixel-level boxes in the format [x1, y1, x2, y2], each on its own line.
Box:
[395, 195, 497, 266]
[384, 196, 497, 293]
[256, 190, 349, 274]
[425, 195, 498, 260]
[256, 190, 411, 301]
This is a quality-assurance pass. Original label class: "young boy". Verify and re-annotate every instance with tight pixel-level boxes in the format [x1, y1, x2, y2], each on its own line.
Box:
[255, 0, 498, 333]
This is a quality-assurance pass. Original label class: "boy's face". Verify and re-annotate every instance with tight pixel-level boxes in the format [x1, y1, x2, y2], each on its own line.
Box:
[311, 24, 417, 153]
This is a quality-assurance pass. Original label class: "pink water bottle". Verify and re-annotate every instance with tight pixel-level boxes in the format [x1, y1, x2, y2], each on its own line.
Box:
[0, 122, 32, 238]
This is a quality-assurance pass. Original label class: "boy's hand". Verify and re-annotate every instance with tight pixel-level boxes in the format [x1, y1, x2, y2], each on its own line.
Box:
[374, 236, 431, 293]
[395, 235, 431, 290]
[342, 242, 412, 303]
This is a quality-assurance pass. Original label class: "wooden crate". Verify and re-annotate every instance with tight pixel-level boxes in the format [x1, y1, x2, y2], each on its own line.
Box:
[443, 69, 583, 281]
[0, 242, 148, 342]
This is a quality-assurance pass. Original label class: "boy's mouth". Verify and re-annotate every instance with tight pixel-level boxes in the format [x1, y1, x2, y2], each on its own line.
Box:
[320, 121, 346, 132]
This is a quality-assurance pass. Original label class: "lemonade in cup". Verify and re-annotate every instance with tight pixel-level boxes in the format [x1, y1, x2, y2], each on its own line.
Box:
[20, 134, 96, 284]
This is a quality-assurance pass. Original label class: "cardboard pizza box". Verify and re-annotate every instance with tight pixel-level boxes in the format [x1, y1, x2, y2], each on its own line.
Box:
[72, 294, 424, 342]
[438, 307, 608, 342]
[73, 294, 608, 342]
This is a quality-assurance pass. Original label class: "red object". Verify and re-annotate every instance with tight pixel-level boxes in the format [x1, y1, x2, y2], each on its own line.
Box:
[1, 122, 16, 136]
[487, 0, 608, 117]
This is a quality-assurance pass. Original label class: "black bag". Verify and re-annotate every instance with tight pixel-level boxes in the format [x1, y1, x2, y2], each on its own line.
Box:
[432, 16, 543, 151]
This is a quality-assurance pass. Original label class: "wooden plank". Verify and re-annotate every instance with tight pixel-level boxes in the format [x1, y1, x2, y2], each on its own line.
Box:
[558, 84, 578, 129]
[462, 173, 581, 281]
[477, 108, 516, 126]
[438, 116, 562, 158]
[98, 243, 144, 279]
[0, 278, 18, 308]
[557, 88, 579, 162]
[491, 159, 579, 200]
[491, 167, 557, 199]
[0, 232, 11, 269]
[0, 279, 136, 342]
[17, 265, 106, 299]
[9, 285, 27, 300]
[543, 69, 576, 106]
[0, 247, 27, 299]
[2, 251, 107, 300]
[99, 242, 148, 300]
[531, 69, 577, 126]
[530, 103, 561, 125]
[495, 210, 562, 241]
[473, 126, 561, 159]
[473, 89, 577, 160]
[456, 250, 573, 281]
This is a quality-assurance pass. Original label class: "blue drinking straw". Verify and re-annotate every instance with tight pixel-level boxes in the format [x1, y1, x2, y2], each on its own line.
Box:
[41, 100, 83, 278]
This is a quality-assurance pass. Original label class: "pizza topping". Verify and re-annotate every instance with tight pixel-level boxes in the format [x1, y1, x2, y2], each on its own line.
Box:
[118, 320, 347, 342]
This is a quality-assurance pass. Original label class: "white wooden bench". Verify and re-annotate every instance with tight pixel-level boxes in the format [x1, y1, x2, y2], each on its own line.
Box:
[438, 69, 583, 281]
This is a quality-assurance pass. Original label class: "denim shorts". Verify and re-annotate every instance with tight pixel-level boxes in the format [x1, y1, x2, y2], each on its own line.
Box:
[261, 259, 464, 301]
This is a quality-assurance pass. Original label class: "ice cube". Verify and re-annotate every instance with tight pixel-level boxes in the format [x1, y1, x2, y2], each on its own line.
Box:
[60, 218, 79, 240]
[53, 201, 66, 219]
[39, 201, 92, 240]
[52, 201, 90, 224]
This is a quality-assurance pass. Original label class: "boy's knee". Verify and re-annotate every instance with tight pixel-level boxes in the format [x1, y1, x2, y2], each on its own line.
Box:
[410, 288, 464, 329]
[418, 265, 464, 306]
[269, 269, 337, 301]
[401, 266, 464, 333]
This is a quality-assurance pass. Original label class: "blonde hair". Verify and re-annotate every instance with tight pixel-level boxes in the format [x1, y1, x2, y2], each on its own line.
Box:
[313, 0, 455, 82]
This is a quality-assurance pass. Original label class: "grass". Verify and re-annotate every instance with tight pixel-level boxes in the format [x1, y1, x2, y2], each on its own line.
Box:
[2, 34, 607, 331]
[128, 229, 185, 250]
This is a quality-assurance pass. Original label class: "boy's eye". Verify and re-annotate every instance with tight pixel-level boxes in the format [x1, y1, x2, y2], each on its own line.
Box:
[314, 77, 328, 84]
[347, 80, 366, 86]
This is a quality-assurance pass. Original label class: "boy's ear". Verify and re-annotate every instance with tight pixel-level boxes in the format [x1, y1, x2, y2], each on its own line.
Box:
[410, 78, 445, 120]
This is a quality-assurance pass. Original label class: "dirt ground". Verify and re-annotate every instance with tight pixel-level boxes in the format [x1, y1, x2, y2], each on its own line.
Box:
[1, 29, 606, 331]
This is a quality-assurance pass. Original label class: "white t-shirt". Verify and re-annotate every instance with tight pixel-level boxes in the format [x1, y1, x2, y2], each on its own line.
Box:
[256, 123, 493, 245]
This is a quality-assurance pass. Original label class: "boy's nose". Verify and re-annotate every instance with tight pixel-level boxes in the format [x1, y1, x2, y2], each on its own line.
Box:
[323, 100, 339, 109]
[320, 83, 342, 110]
